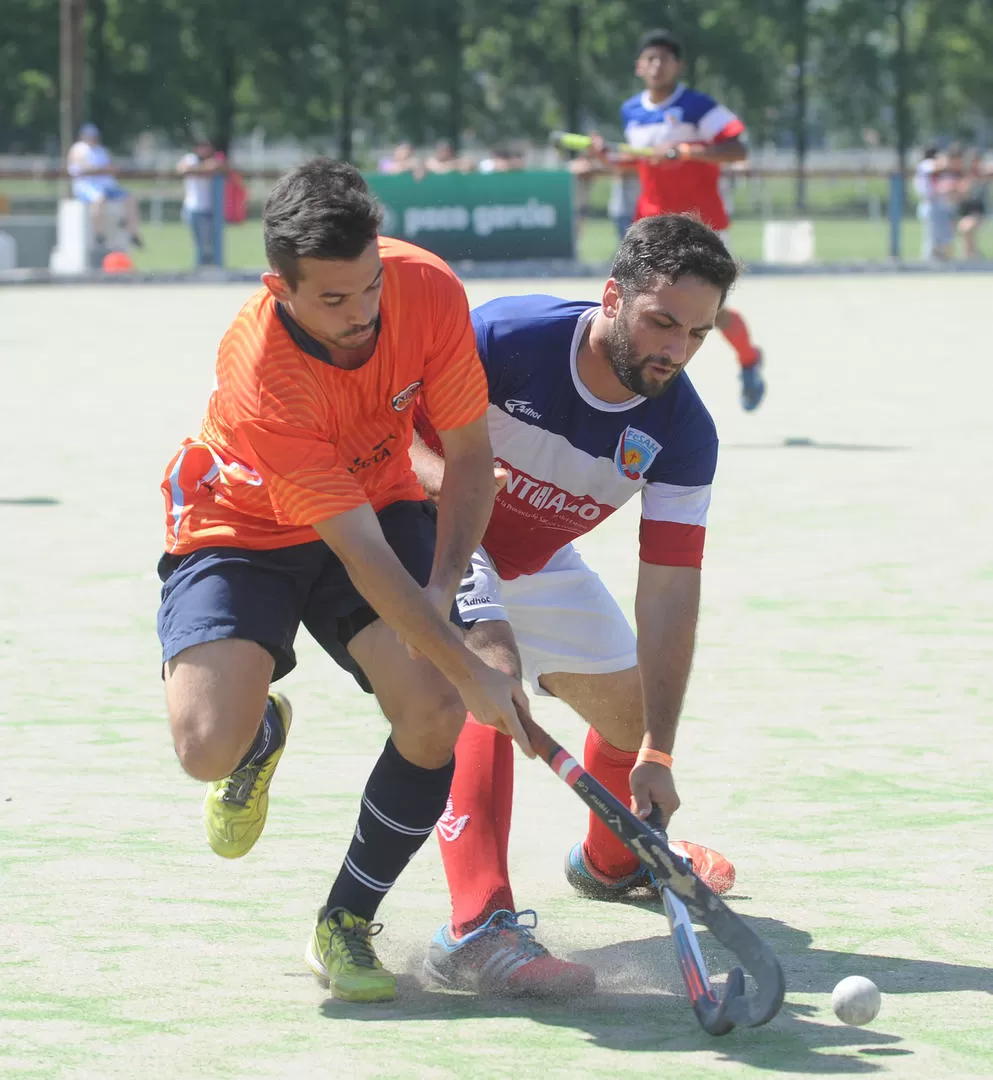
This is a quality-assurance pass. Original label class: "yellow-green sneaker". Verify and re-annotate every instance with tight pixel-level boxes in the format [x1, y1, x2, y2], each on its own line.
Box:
[305, 907, 397, 1003]
[202, 691, 292, 859]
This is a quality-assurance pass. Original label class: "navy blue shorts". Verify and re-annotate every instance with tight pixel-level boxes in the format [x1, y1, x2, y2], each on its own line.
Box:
[157, 500, 449, 692]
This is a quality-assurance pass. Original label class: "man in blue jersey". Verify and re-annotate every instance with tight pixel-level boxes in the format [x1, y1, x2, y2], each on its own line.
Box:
[596, 28, 766, 411]
[412, 214, 739, 998]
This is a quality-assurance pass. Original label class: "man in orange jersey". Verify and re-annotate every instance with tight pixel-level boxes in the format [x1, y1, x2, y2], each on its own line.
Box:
[156, 158, 533, 1004]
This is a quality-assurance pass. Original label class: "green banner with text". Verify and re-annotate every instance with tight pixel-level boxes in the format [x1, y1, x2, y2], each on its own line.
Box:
[366, 170, 574, 261]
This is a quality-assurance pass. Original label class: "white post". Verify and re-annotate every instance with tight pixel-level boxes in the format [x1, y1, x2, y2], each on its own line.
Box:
[49, 198, 91, 274]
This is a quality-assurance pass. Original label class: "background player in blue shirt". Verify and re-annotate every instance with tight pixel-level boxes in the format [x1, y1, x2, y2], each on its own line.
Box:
[595, 29, 766, 412]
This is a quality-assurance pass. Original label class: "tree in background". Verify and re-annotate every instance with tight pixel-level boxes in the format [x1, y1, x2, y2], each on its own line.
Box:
[0, 0, 990, 158]
[1, 0, 60, 151]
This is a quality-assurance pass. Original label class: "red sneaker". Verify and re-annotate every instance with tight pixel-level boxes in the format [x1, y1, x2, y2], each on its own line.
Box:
[668, 840, 736, 895]
[423, 909, 595, 998]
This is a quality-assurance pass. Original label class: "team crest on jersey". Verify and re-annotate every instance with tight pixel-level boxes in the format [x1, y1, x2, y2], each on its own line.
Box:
[391, 380, 423, 411]
[614, 426, 662, 480]
[662, 108, 683, 125]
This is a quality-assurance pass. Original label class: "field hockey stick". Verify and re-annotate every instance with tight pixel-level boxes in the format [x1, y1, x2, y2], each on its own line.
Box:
[645, 806, 743, 1035]
[549, 130, 681, 161]
[521, 715, 785, 1033]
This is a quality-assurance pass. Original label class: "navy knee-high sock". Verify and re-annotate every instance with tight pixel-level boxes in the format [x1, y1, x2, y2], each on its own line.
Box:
[326, 738, 454, 921]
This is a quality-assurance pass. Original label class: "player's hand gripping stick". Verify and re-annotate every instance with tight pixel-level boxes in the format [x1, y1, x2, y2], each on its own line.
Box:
[519, 713, 785, 1034]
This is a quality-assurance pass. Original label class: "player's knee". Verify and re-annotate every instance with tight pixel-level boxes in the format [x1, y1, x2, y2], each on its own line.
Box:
[418, 689, 466, 755]
[169, 705, 245, 781]
[390, 684, 466, 768]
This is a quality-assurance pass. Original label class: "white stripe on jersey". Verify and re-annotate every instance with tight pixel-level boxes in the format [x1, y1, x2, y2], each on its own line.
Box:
[696, 103, 740, 143]
[488, 406, 638, 507]
[623, 86, 741, 148]
[488, 405, 711, 528]
[641, 481, 711, 526]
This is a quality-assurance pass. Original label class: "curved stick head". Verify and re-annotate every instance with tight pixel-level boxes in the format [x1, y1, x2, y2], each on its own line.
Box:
[649, 807, 785, 1032]
[694, 966, 745, 1036]
[663, 886, 743, 1035]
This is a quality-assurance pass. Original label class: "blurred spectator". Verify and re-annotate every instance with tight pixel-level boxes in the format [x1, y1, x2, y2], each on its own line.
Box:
[378, 142, 425, 180]
[425, 140, 473, 175]
[477, 147, 526, 173]
[66, 123, 143, 249]
[177, 138, 224, 267]
[953, 147, 988, 260]
[913, 144, 953, 261]
[218, 151, 248, 225]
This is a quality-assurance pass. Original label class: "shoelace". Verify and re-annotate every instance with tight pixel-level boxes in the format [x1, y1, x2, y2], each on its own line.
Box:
[487, 909, 548, 958]
[329, 914, 384, 969]
[219, 707, 282, 807]
[219, 763, 261, 807]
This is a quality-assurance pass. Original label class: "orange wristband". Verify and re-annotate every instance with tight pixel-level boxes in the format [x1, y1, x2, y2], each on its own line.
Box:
[636, 748, 673, 769]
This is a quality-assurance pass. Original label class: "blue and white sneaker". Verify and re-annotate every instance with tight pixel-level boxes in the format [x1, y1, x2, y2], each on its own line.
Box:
[565, 842, 653, 901]
[740, 355, 766, 411]
[423, 909, 595, 998]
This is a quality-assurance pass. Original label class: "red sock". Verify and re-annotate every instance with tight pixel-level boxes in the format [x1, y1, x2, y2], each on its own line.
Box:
[583, 727, 640, 878]
[437, 715, 515, 937]
[720, 308, 761, 368]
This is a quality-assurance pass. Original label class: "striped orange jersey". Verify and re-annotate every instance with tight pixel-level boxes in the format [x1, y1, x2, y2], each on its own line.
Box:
[162, 237, 487, 553]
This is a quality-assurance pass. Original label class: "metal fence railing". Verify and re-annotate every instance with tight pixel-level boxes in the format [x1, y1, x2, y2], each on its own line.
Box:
[0, 166, 971, 273]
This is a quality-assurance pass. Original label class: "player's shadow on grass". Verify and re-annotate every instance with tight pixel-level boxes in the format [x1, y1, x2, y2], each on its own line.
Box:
[582, 908, 993, 999]
[318, 971, 898, 1074]
[729, 438, 910, 453]
[738, 914, 991, 997]
[316, 913, 991, 1073]
[0, 496, 60, 506]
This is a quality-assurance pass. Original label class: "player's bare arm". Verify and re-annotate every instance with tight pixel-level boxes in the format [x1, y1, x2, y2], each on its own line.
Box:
[669, 136, 748, 165]
[629, 561, 701, 822]
[411, 427, 507, 507]
[408, 427, 521, 677]
[428, 415, 497, 611]
[313, 503, 479, 679]
[177, 157, 221, 176]
[314, 505, 534, 756]
[410, 430, 446, 499]
[585, 134, 641, 173]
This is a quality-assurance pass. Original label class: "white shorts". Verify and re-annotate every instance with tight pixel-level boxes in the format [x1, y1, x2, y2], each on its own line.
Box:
[457, 544, 638, 695]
